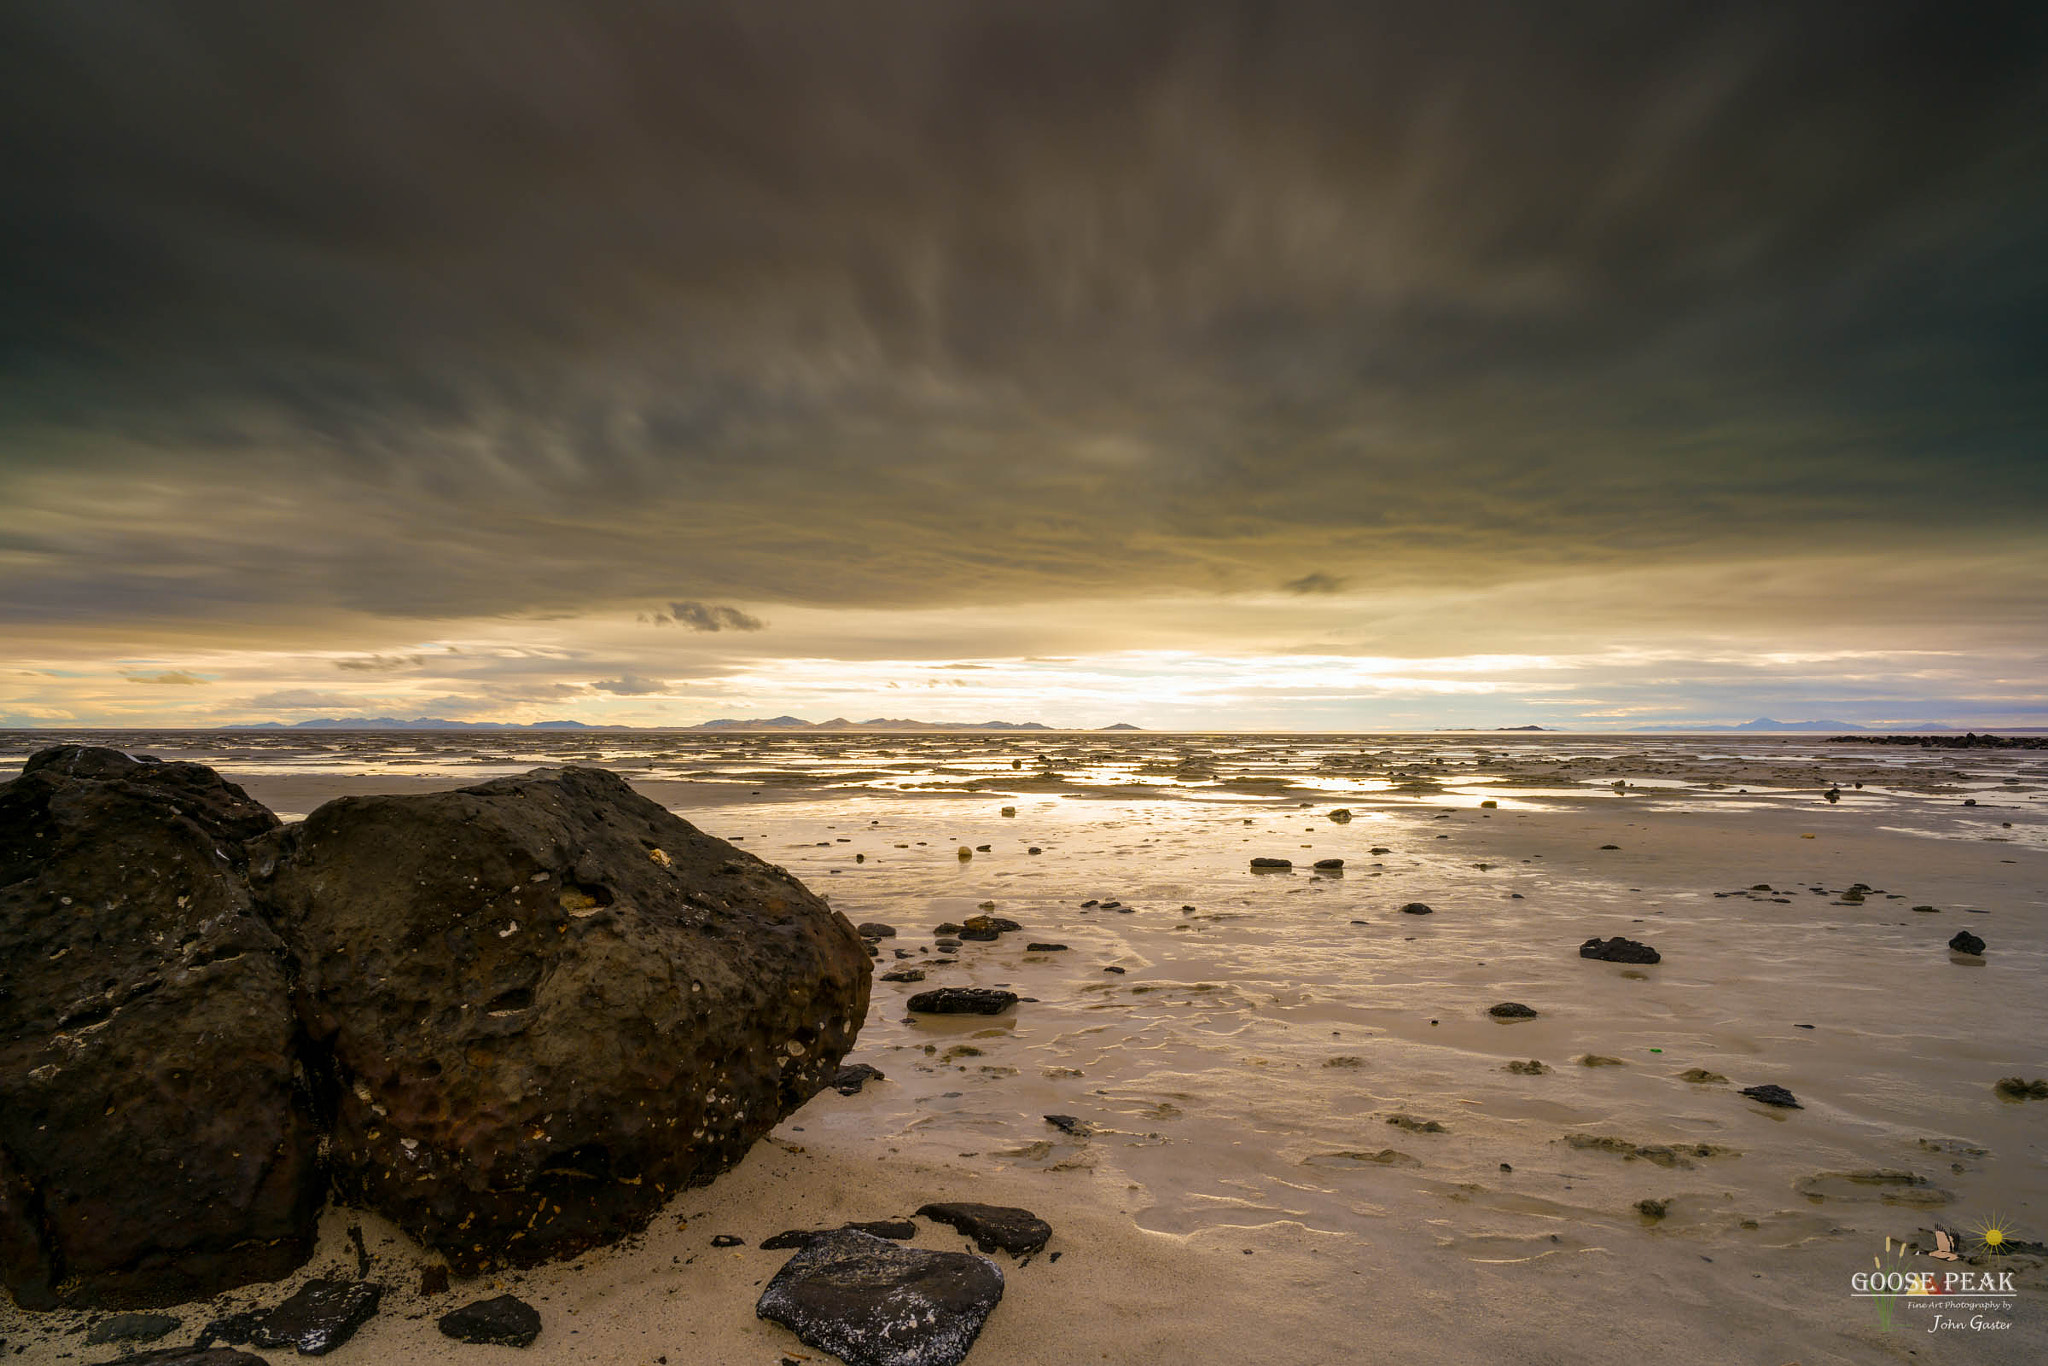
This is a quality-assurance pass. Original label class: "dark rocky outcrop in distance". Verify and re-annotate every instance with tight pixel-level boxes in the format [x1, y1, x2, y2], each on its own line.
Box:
[250, 765, 872, 1272]
[0, 747, 323, 1310]
[756, 1229, 1004, 1366]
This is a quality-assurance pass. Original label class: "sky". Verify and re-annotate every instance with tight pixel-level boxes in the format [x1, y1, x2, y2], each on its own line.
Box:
[2, 1, 2045, 731]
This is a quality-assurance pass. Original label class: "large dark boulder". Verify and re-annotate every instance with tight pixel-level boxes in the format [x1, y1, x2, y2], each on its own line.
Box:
[0, 748, 321, 1310]
[250, 766, 870, 1271]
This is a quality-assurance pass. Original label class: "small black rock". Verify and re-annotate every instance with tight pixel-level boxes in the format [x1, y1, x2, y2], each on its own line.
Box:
[86, 1313, 182, 1345]
[1739, 1084, 1802, 1109]
[437, 1294, 542, 1348]
[916, 1202, 1052, 1257]
[757, 1230, 1002, 1366]
[1948, 930, 1986, 955]
[1024, 943, 1068, 952]
[857, 922, 898, 938]
[1043, 1114, 1092, 1135]
[1488, 1002, 1538, 1019]
[830, 1063, 885, 1095]
[1579, 936, 1661, 964]
[761, 1221, 919, 1251]
[906, 988, 1018, 1016]
[250, 1280, 383, 1357]
[1400, 902, 1433, 915]
[1250, 857, 1292, 869]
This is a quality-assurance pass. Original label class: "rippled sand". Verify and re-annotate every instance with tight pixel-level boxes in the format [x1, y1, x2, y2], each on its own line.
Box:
[3, 732, 2043, 1364]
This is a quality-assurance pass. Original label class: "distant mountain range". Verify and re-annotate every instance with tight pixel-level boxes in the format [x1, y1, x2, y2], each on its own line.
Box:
[221, 716, 1141, 732]
[1624, 717, 2044, 733]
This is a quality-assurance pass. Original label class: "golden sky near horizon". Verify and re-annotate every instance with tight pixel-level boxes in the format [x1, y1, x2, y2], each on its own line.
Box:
[2, 2, 2044, 729]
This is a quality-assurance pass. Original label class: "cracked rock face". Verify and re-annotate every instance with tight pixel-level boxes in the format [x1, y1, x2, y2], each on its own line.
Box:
[251, 766, 871, 1271]
[756, 1229, 1003, 1366]
[0, 748, 321, 1310]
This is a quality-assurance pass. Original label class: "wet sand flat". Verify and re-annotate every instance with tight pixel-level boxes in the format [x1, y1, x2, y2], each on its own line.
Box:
[2, 731, 2043, 1364]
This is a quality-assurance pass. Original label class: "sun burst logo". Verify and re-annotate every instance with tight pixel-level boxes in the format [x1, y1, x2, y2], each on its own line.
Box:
[1968, 1213, 2017, 1259]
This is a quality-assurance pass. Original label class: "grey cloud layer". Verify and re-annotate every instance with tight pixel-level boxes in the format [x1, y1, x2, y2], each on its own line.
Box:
[1, 1, 2044, 628]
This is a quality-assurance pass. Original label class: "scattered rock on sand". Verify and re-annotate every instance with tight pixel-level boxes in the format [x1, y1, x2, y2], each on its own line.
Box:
[1579, 1055, 1627, 1067]
[880, 968, 927, 983]
[907, 988, 1018, 1016]
[85, 1313, 182, 1345]
[111, 1352, 272, 1366]
[1505, 1060, 1550, 1075]
[1385, 1114, 1446, 1134]
[1043, 1114, 1093, 1135]
[1948, 930, 1986, 955]
[249, 766, 871, 1273]
[858, 922, 898, 938]
[1313, 858, 1344, 869]
[917, 1203, 1052, 1257]
[756, 1229, 1003, 1366]
[1024, 942, 1068, 952]
[1677, 1068, 1728, 1084]
[437, 1295, 542, 1348]
[1488, 1002, 1538, 1019]
[1994, 1077, 2048, 1100]
[1635, 1198, 1669, 1221]
[1327, 809, 1352, 822]
[1739, 1084, 1802, 1109]
[1250, 857, 1293, 869]
[831, 1064, 885, 1096]
[1306, 1149, 1419, 1167]
[1579, 936, 1661, 964]
[1399, 902, 1433, 915]
[761, 1221, 918, 1250]
[0, 746, 321, 1310]
[249, 1279, 383, 1356]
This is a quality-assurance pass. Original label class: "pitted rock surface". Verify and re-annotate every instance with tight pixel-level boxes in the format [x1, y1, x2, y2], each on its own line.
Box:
[0, 747, 319, 1310]
[251, 765, 871, 1271]
[756, 1229, 1002, 1366]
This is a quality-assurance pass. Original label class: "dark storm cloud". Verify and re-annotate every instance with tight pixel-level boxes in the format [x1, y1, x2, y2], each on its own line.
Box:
[0, 0, 2044, 626]
[653, 602, 768, 632]
[1283, 574, 1347, 596]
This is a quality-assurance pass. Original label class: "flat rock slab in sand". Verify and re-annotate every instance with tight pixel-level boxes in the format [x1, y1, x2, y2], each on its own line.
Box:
[248, 1279, 382, 1356]
[437, 1294, 542, 1348]
[916, 1203, 1052, 1257]
[762, 1220, 919, 1250]
[756, 1229, 1003, 1366]
[114, 1351, 273, 1366]
[86, 1313, 183, 1344]
[832, 1063, 887, 1095]
[1488, 1002, 1539, 1019]
[1739, 1084, 1802, 1109]
[906, 988, 1018, 1015]
[1579, 935, 1661, 964]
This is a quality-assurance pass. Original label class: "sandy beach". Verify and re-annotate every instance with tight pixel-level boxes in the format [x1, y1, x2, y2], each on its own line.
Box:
[2, 731, 2043, 1365]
